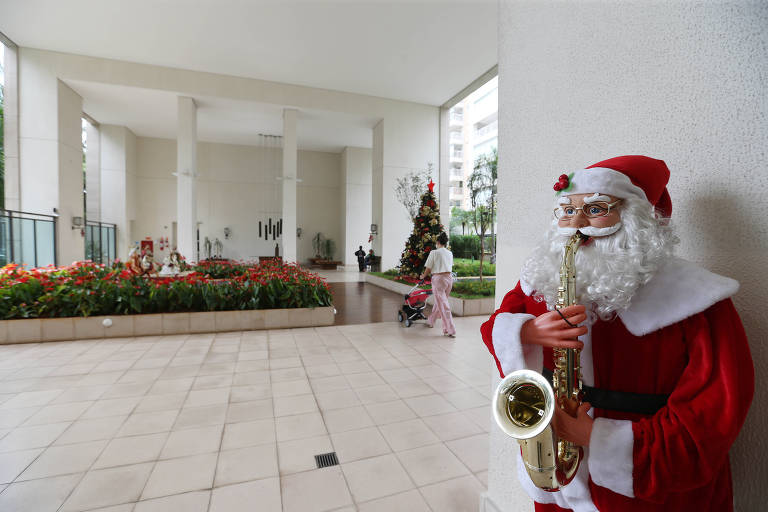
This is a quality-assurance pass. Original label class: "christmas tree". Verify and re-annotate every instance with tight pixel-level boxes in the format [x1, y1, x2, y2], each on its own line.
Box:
[398, 180, 446, 277]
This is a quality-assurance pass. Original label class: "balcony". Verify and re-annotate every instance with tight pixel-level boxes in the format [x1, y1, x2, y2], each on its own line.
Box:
[449, 132, 463, 144]
[449, 170, 463, 182]
[449, 111, 463, 127]
[474, 120, 498, 140]
[449, 186, 464, 199]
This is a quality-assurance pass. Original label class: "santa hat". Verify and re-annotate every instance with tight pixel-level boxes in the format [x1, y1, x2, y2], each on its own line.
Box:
[554, 155, 672, 217]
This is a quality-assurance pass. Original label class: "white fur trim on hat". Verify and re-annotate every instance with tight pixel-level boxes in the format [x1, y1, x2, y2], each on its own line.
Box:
[563, 167, 648, 202]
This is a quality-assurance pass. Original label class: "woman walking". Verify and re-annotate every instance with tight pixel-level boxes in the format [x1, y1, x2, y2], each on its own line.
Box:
[420, 232, 456, 337]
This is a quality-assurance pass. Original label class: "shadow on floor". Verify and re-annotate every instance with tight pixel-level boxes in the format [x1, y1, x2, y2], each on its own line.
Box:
[328, 282, 432, 325]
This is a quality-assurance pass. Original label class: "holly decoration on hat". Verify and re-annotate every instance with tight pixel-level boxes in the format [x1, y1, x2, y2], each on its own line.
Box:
[554, 172, 574, 194]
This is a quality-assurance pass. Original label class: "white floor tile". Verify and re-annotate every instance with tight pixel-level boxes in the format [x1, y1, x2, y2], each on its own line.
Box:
[281, 467, 353, 512]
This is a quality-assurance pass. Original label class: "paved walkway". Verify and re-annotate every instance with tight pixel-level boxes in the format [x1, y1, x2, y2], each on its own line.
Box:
[0, 315, 493, 512]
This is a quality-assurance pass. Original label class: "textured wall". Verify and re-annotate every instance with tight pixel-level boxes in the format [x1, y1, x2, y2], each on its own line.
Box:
[490, 1, 768, 511]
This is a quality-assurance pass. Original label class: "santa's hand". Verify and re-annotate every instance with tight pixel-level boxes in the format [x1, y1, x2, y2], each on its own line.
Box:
[553, 402, 593, 447]
[520, 305, 587, 349]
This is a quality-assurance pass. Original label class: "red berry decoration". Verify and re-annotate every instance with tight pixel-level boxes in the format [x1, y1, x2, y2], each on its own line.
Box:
[554, 183, 562, 191]
[559, 174, 569, 181]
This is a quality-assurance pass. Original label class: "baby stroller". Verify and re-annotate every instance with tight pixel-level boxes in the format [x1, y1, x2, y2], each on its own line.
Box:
[397, 280, 432, 327]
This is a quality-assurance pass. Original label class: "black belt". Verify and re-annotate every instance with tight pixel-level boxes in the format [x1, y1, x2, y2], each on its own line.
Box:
[542, 368, 669, 416]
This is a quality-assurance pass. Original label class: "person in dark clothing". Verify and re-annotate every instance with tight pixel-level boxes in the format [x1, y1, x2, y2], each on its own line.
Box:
[354, 246, 366, 271]
[364, 249, 375, 269]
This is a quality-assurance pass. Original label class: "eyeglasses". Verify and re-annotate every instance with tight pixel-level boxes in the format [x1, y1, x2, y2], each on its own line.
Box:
[554, 200, 622, 220]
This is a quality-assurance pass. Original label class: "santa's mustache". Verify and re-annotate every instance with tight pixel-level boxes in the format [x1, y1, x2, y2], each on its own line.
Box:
[557, 223, 622, 237]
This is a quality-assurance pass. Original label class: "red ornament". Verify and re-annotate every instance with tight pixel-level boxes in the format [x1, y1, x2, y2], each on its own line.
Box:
[554, 173, 571, 193]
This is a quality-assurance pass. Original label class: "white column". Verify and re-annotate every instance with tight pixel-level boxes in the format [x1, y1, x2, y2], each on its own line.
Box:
[341, 147, 373, 266]
[3, 45, 20, 211]
[371, 121, 384, 260]
[18, 47, 85, 265]
[176, 96, 197, 261]
[85, 120, 101, 222]
[100, 125, 136, 259]
[281, 108, 298, 263]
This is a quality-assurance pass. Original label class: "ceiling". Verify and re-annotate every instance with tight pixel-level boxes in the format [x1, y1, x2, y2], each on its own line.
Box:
[68, 80, 379, 152]
[0, 0, 497, 106]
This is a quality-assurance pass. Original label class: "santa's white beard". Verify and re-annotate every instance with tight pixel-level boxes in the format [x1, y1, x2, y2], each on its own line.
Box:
[520, 198, 678, 321]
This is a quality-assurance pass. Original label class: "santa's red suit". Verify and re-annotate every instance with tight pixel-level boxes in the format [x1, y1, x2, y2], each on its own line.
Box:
[481, 257, 754, 512]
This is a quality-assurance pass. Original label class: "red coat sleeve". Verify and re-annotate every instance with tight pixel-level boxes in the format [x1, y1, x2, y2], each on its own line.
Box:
[480, 282, 530, 378]
[632, 298, 754, 502]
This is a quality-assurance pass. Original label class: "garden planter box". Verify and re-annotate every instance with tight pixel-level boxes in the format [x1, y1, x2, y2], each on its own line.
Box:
[0, 306, 335, 345]
[364, 274, 494, 317]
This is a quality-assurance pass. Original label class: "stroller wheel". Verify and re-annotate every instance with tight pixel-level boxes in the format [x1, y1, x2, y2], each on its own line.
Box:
[397, 311, 404, 323]
[405, 318, 412, 327]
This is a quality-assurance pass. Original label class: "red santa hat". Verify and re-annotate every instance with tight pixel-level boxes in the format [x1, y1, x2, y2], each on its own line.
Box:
[554, 155, 672, 217]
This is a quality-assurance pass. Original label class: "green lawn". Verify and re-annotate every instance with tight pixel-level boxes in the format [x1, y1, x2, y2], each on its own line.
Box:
[369, 271, 494, 299]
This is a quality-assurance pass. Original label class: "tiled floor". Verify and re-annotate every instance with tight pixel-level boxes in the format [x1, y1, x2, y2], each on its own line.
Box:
[0, 316, 492, 512]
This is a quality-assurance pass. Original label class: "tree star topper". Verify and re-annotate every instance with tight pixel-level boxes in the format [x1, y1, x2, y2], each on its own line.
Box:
[427, 179, 435, 193]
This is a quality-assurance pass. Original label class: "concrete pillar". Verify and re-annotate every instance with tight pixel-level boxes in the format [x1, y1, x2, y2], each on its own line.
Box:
[281, 108, 298, 263]
[100, 125, 136, 259]
[439, 108, 451, 231]
[84, 120, 101, 222]
[371, 112, 440, 271]
[3, 44, 20, 211]
[176, 96, 197, 262]
[371, 121, 384, 260]
[340, 147, 373, 266]
[18, 48, 84, 265]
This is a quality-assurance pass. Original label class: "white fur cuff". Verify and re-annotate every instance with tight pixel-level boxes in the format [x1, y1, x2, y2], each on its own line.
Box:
[589, 417, 635, 498]
[491, 312, 539, 375]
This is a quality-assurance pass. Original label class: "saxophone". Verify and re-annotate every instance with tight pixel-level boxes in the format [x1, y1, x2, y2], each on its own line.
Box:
[492, 232, 586, 491]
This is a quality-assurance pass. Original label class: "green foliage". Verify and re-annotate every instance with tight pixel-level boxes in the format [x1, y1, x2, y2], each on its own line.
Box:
[451, 280, 495, 298]
[449, 235, 481, 259]
[322, 239, 335, 260]
[0, 261, 332, 320]
[398, 183, 445, 277]
[452, 258, 495, 277]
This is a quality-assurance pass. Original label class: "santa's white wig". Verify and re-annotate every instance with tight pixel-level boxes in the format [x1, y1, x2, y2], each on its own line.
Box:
[520, 196, 679, 321]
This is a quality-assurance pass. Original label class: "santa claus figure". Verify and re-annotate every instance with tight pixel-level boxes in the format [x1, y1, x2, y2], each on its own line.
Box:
[481, 156, 754, 512]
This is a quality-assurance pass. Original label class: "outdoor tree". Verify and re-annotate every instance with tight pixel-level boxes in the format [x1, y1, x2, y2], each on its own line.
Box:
[394, 163, 434, 220]
[468, 147, 497, 280]
[398, 180, 445, 278]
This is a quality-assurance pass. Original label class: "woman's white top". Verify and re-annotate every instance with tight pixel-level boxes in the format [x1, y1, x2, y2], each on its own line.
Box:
[425, 247, 453, 274]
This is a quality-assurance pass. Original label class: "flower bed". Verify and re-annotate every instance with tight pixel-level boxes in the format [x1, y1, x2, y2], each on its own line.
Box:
[0, 260, 332, 320]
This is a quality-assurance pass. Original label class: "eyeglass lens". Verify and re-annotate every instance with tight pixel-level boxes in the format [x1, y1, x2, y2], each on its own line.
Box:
[556, 202, 611, 219]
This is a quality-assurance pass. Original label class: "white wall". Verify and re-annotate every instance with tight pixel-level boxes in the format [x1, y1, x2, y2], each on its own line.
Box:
[298, 150, 342, 263]
[340, 146, 372, 265]
[132, 137, 340, 264]
[489, 2, 768, 511]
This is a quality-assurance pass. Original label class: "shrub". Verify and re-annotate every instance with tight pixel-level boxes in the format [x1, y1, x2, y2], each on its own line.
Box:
[452, 258, 495, 277]
[449, 235, 481, 259]
[0, 260, 332, 320]
[451, 280, 495, 298]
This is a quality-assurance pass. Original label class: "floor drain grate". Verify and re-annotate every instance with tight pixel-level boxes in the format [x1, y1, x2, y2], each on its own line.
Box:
[315, 452, 339, 468]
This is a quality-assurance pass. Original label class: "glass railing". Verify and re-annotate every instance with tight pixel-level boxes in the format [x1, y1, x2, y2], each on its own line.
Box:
[475, 121, 498, 139]
[0, 210, 58, 268]
[85, 221, 117, 265]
